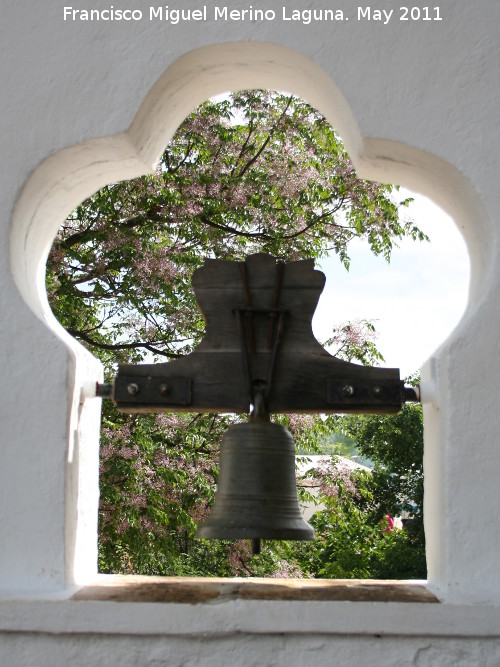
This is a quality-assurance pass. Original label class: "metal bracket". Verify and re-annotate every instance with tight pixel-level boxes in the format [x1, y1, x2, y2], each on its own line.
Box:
[327, 378, 406, 412]
[113, 375, 192, 410]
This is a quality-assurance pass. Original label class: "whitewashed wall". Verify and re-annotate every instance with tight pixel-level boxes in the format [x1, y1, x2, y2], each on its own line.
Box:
[1, 1, 499, 663]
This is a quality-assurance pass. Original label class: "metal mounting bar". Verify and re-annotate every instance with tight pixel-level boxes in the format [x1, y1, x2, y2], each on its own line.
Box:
[95, 380, 422, 411]
[90, 255, 422, 416]
[111, 375, 192, 411]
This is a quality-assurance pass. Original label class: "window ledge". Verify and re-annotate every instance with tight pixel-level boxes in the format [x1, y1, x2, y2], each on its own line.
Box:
[72, 575, 438, 604]
[5, 580, 500, 640]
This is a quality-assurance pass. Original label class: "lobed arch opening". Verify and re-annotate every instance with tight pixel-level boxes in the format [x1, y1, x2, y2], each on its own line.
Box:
[9, 41, 487, 590]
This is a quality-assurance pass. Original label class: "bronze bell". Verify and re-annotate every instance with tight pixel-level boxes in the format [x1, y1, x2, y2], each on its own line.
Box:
[196, 420, 315, 543]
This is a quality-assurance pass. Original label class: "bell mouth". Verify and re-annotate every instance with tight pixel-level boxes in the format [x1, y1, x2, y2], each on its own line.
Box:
[196, 523, 315, 541]
[196, 503, 315, 540]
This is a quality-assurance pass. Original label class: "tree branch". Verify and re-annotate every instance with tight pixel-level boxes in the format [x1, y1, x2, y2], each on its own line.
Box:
[67, 329, 181, 358]
[237, 96, 293, 178]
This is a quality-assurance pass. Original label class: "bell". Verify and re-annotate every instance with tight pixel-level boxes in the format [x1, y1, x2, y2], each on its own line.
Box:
[196, 421, 315, 542]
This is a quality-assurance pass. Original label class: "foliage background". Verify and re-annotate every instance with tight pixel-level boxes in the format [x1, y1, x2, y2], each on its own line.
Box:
[47, 91, 426, 579]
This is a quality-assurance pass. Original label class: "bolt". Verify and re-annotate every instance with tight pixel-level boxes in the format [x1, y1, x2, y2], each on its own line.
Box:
[342, 384, 355, 397]
[373, 386, 383, 397]
[158, 383, 170, 397]
[127, 383, 140, 396]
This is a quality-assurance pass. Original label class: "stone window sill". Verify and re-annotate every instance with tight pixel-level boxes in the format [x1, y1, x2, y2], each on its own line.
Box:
[7, 579, 500, 639]
[72, 575, 438, 604]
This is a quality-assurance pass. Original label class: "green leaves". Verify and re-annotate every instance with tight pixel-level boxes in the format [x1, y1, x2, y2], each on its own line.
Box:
[334, 403, 426, 574]
[47, 90, 427, 578]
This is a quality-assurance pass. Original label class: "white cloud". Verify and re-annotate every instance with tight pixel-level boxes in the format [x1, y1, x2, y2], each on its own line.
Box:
[312, 190, 470, 378]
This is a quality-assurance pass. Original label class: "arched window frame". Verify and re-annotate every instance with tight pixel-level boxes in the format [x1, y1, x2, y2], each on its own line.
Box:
[8, 42, 493, 608]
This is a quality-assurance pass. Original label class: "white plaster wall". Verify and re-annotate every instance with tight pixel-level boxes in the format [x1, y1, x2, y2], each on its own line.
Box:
[2, 633, 500, 667]
[1, 0, 500, 662]
[1, 598, 500, 666]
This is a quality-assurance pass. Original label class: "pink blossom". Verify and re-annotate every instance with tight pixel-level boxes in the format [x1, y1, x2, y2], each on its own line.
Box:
[155, 414, 186, 432]
[267, 560, 305, 579]
[304, 458, 360, 500]
[382, 515, 395, 533]
[226, 540, 253, 576]
[285, 414, 316, 438]
[132, 248, 178, 284]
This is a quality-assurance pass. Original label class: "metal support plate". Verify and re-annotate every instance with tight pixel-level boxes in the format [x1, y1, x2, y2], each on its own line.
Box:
[113, 375, 192, 410]
[327, 378, 404, 412]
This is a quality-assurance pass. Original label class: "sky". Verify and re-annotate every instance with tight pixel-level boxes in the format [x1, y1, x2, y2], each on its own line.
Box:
[312, 189, 471, 378]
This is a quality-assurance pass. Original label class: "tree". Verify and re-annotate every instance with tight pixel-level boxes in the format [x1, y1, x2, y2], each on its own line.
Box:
[47, 91, 422, 366]
[289, 402, 427, 580]
[338, 400, 426, 572]
[291, 459, 423, 580]
[46, 90, 425, 577]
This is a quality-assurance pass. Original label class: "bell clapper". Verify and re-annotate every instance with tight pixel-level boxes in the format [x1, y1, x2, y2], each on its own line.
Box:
[252, 538, 262, 556]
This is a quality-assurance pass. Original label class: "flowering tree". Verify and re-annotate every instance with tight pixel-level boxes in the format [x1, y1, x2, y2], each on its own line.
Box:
[46, 91, 425, 577]
[47, 91, 422, 364]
